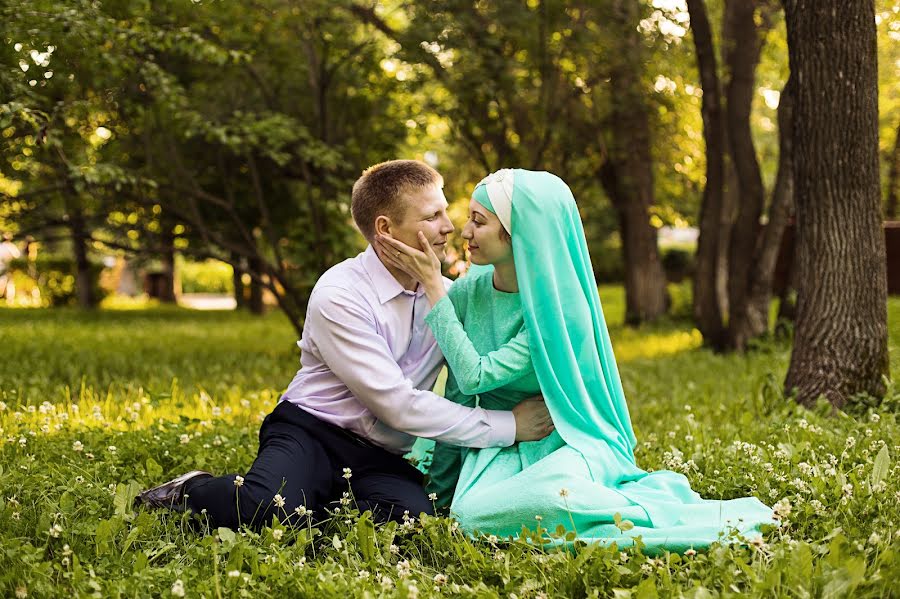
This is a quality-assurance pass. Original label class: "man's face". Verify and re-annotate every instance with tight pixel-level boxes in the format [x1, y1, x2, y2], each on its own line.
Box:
[387, 184, 455, 259]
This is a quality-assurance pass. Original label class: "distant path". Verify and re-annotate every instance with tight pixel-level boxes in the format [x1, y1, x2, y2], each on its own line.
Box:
[178, 293, 236, 310]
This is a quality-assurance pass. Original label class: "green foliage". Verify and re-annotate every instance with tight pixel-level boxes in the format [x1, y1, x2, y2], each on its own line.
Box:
[6, 256, 107, 307]
[179, 259, 234, 295]
[0, 292, 898, 596]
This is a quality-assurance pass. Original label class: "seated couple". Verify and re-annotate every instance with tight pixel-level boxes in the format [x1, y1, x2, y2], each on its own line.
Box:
[138, 160, 774, 551]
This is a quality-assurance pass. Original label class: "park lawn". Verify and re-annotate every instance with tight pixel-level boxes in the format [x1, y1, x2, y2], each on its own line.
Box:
[0, 289, 898, 598]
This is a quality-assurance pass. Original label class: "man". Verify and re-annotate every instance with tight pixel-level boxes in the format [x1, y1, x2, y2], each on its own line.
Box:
[137, 160, 554, 529]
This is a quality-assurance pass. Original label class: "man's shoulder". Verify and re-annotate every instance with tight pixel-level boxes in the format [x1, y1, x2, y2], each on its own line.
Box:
[310, 255, 371, 306]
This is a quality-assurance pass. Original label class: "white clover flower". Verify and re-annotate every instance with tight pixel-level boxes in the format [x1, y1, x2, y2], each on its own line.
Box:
[558, 488, 570, 498]
[845, 436, 856, 449]
[228, 570, 241, 578]
[868, 532, 881, 545]
[407, 583, 419, 599]
[396, 559, 411, 577]
[684, 548, 697, 557]
[18, 437, 26, 447]
[62, 544, 72, 556]
[212, 407, 222, 417]
[15, 586, 27, 599]
[296, 557, 306, 568]
[107, 445, 117, 453]
[380, 575, 394, 590]
[233, 475, 244, 487]
[342, 467, 352, 480]
[433, 573, 448, 586]
[179, 434, 190, 445]
[390, 544, 400, 554]
[870, 413, 881, 423]
[72, 441, 83, 452]
[535, 515, 543, 522]
[48, 523, 63, 538]
[773, 498, 792, 520]
[428, 492, 438, 502]
[0, 401, 6, 411]
[294, 505, 308, 517]
[842, 483, 853, 497]
[272, 528, 283, 541]
[74, 475, 85, 484]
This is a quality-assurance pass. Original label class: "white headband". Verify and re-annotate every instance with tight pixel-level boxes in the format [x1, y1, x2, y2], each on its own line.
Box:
[478, 168, 515, 234]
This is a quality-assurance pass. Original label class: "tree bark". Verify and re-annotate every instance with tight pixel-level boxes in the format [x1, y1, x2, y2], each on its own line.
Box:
[723, 0, 768, 350]
[687, 0, 727, 348]
[601, 0, 669, 326]
[886, 121, 900, 219]
[67, 204, 96, 309]
[743, 74, 796, 342]
[782, 0, 889, 408]
[247, 255, 264, 315]
[158, 221, 177, 304]
[231, 251, 246, 309]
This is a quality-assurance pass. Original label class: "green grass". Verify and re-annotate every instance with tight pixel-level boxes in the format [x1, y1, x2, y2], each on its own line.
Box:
[0, 290, 898, 597]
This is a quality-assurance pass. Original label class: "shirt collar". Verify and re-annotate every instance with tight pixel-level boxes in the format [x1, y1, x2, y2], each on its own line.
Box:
[362, 245, 423, 304]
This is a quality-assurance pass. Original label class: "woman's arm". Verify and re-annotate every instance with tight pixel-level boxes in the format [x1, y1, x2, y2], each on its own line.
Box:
[425, 295, 532, 396]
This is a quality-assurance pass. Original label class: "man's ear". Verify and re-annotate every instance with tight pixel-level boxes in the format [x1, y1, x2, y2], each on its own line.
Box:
[374, 215, 393, 238]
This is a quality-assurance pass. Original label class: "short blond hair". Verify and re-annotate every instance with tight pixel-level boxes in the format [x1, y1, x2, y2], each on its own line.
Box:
[351, 160, 443, 241]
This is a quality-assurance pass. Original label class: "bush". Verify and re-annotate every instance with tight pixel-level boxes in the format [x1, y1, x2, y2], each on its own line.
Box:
[7, 256, 107, 307]
[179, 259, 234, 295]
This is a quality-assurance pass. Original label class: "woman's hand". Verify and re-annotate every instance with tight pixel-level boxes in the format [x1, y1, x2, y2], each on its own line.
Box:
[375, 232, 447, 305]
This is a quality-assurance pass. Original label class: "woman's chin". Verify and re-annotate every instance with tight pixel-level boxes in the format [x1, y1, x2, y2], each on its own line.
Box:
[468, 254, 489, 266]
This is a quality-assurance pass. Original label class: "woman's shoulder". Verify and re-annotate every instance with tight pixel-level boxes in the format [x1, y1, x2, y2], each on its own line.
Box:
[450, 266, 492, 297]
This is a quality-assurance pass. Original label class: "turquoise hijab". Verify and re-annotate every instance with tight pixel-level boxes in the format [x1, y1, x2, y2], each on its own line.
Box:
[472, 169, 639, 480]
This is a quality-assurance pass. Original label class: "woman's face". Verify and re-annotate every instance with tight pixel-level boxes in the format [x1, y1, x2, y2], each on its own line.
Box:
[461, 198, 513, 266]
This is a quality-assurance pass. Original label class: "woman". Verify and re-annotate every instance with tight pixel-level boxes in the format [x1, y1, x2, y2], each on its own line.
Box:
[376, 169, 774, 551]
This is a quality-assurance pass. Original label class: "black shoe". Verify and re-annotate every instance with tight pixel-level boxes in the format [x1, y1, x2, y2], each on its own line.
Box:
[135, 470, 213, 512]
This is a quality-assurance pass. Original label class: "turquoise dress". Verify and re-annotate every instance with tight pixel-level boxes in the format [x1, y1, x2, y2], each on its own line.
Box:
[423, 267, 775, 552]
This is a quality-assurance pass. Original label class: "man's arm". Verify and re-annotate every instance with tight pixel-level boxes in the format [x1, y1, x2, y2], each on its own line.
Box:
[307, 286, 516, 448]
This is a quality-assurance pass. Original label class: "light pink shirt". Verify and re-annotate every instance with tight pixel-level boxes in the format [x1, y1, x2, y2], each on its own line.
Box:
[280, 246, 516, 454]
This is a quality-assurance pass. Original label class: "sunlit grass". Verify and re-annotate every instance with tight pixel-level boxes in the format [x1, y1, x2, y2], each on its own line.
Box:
[0, 292, 898, 597]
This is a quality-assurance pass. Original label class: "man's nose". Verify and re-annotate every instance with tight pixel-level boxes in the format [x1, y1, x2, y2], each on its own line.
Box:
[440, 216, 454, 234]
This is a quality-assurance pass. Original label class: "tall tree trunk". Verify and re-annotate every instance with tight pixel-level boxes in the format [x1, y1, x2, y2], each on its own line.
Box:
[687, 0, 727, 348]
[886, 121, 900, 219]
[601, 0, 669, 326]
[68, 204, 95, 309]
[782, 0, 889, 408]
[723, 0, 768, 350]
[158, 220, 177, 304]
[744, 75, 796, 338]
[247, 256, 264, 315]
[231, 251, 246, 310]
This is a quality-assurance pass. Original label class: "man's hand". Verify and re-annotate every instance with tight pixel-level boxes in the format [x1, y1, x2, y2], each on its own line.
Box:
[512, 397, 554, 442]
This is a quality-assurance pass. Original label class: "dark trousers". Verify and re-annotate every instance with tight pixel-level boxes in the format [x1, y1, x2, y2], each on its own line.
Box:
[184, 401, 433, 530]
